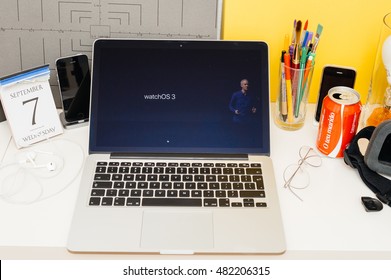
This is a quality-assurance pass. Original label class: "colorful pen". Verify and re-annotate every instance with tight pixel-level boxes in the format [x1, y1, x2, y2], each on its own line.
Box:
[284, 53, 294, 123]
[295, 46, 308, 117]
[280, 51, 288, 121]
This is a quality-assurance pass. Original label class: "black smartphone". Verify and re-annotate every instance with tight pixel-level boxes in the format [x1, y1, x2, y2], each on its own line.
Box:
[55, 54, 91, 124]
[315, 65, 356, 122]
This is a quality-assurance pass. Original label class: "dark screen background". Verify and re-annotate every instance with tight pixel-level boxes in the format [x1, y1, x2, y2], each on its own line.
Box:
[89, 40, 270, 154]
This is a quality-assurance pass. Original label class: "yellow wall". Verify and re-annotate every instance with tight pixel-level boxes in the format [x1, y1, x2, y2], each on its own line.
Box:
[222, 0, 391, 103]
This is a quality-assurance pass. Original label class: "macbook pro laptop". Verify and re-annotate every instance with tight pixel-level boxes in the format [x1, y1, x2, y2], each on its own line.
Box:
[67, 39, 286, 254]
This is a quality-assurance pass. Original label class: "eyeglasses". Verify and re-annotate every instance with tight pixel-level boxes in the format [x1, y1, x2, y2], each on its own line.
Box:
[283, 146, 322, 201]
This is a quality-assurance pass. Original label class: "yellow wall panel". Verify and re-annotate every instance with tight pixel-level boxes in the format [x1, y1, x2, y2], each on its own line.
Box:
[222, 0, 391, 103]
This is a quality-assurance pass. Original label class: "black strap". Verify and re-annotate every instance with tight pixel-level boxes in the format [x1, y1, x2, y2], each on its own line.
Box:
[344, 126, 391, 206]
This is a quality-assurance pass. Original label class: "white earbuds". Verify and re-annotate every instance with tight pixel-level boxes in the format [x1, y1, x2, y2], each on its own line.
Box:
[19, 150, 56, 171]
[33, 162, 56, 172]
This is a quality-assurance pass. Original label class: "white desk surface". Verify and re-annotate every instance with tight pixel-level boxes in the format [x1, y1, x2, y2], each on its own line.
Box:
[1, 105, 391, 260]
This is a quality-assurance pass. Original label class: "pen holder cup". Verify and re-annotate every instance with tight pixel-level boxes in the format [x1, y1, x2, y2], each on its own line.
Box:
[275, 63, 315, 130]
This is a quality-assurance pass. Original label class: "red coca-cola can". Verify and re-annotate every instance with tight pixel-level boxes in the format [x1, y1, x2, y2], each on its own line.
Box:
[316, 86, 362, 158]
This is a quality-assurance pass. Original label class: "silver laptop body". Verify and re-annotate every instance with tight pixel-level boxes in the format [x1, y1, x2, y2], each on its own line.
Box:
[67, 39, 286, 254]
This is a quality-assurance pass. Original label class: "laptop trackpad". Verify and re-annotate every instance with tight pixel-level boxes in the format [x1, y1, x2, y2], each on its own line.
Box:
[140, 210, 214, 252]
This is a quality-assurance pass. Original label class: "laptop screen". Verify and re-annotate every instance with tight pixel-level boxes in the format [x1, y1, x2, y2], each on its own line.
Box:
[89, 39, 270, 155]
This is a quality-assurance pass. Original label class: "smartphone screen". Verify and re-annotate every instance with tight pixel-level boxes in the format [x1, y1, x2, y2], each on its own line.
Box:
[56, 54, 91, 123]
[315, 66, 356, 122]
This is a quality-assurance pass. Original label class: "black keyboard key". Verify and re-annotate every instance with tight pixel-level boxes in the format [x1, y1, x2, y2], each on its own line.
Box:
[118, 189, 130, 196]
[223, 168, 234, 174]
[137, 182, 148, 189]
[147, 174, 158, 181]
[142, 198, 202, 206]
[177, 167, 187, 174]
[244, 183, 256, 190]
[119, 167, 129, 173]
[171, 175, 181, 181]
[114, 197, 126, 206]
[183, 175, 193, 181]
[131, 167, 141, 173]
[162, 182, 172, 189]
[150, 182, 160, 189]
[107, 167, 118, 173]
[97, 162, 108, 166]
[135, 174, 146, 181]
[154, 167, 165, 173]
[204, 190, 214, 197]
[89, 197, 101, 205]
[95, 166, 106, 173]
[179, 190, 190, 197]
[130, 190, 142, 196]
[239, 191, 265, 198]
[218, 175, 228, 182]
[106, 189, 117, 196]
[200, 168, 210, 174]
[143, 190, 154, 197]
[204, 198, 218, 207]
[246, 168, 262, 175]
[93, 181, 112, 188]
[188, 168, 199, 174]
[91, 189, 105, 196]
[212, 168, 222, 174]
[112, 174, 123, 181]
[216, 190, 227, 197]
[232, 182, 243, 189]
[174, 182, 184, 189]
[219, 198, 230, 207]
[244, 198, 255, 207]
[155, 190, 166, 197]
[126, 198, 141, 206]
[142, 167, 153, 173]
[94, 174, 111, 181]
[232, 202, 243, 207]
[191, 190, 202, 197]
[253, 176, 264, 189]
[101, 197, 113, 206]
[234, 168, 245, 174]
[241, 175, 252, 182]
[227, 190, 238, 197]
[125, 182, 137, 188]
[185, 182, 196, 189]
[167, 190, 178, 197]
[256, 202, 267, 207]
[159, 175, 170, 181]
[113, 182, 124, 188]
[194, 175, 205, 181]
[124, 174, 135, 181]
[206, 175, 216, 181]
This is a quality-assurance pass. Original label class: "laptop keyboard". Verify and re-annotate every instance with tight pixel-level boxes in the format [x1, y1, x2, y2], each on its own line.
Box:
[89, 161, 267, 208]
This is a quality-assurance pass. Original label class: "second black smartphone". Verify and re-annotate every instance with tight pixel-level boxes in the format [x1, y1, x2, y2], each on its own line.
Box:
[56, 54, 91, 124]
[315, 65, 356, 122]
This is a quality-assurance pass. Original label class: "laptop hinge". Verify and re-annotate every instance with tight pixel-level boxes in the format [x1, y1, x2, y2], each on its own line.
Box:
[110, 153, 248, 160]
